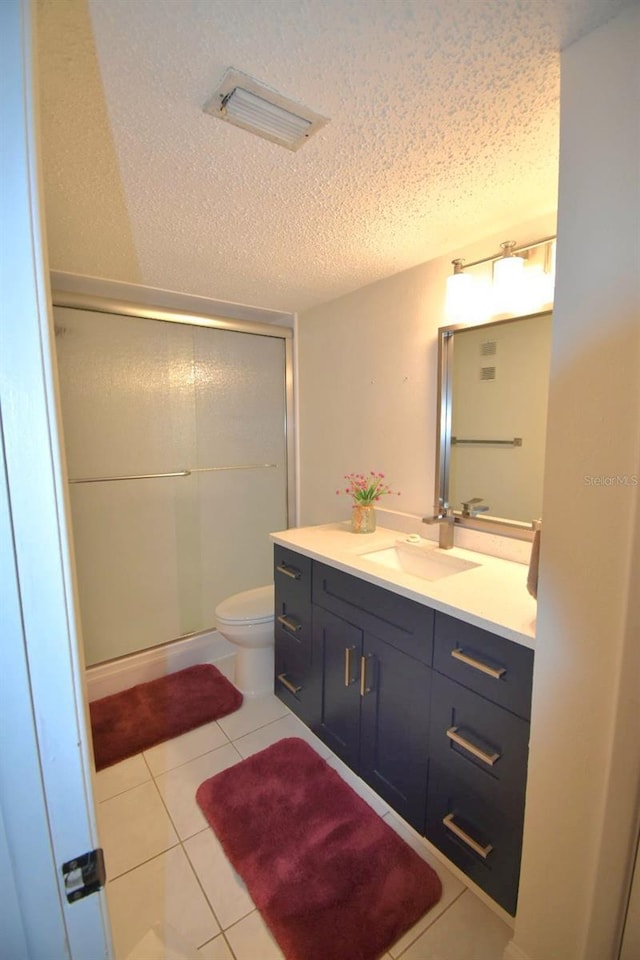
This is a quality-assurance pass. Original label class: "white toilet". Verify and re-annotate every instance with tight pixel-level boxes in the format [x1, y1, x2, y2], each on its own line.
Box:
[215, 585, 275, 697]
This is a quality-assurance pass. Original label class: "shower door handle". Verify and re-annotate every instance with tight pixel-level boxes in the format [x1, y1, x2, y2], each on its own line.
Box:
[69, 469, 191, 484]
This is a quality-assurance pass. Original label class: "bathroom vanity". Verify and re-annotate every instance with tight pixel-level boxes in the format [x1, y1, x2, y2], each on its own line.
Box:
[271, 522, 536, 916]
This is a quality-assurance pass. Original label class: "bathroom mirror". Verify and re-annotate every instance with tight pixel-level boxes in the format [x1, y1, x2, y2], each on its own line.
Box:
[434, 309, 552, 538]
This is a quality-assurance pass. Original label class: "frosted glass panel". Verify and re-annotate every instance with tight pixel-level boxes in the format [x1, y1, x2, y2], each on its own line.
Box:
[69, 478, 197, 664]
[196, 466, 287, 625]
[55, 307, 195, 478]
[55, 306, 288, 666]
[193, 327, 286, 465]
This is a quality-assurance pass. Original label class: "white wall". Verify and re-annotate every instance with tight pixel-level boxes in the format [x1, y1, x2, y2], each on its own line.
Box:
[512, 7, 640, 960]
[297, 211, 556, 527]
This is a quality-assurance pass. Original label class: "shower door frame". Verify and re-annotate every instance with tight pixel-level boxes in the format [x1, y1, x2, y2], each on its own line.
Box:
[52, 290, 297, 530]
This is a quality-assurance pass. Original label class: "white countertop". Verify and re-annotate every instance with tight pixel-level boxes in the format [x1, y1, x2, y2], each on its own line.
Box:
[270, 522, 537, 649]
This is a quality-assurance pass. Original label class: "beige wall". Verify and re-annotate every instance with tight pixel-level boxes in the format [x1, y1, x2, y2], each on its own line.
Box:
[512, 7, 640, 960]
[297, 211, 556, 527]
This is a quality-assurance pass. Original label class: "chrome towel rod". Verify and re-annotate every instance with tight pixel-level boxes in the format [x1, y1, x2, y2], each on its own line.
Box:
[69, 463, 277, 484]
[451, 437, 522, 447]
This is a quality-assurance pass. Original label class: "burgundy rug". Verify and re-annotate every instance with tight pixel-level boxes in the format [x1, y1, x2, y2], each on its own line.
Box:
[196, 737, 442, 960]
[90, 664, 242, 771]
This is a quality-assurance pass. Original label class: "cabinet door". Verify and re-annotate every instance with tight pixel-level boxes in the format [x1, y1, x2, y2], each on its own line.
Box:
[313, 606, 362, 769]
[360, 632, 431, 833]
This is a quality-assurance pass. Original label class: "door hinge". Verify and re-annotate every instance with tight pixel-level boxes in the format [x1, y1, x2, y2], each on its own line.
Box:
[62, 848, 106, 902]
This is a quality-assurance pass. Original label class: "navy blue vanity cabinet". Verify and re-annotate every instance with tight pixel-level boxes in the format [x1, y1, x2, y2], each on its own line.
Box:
[425, 612, 534, 915]
[312, 562, 434, 832]
[273, 546, 318, 725]
[273, 545, 535, 914]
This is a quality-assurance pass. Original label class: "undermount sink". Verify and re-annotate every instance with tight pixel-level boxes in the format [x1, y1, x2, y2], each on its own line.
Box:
[361, 539, 480, 582]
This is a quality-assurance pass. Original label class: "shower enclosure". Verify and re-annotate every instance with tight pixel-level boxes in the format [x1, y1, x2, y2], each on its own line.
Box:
[54, 296, 292, 667]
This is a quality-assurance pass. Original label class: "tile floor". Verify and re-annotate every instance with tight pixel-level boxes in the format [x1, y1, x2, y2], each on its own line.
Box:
[96, 688, 514, 960]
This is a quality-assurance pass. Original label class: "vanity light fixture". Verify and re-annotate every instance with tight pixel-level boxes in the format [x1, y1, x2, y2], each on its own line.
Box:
[445, 259, 474, 320]
[203, 68, 329, 151]
[492, 241, 525, 313]
[443, 236, 556, 319]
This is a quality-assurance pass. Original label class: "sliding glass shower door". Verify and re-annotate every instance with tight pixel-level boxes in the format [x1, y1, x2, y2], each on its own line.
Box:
[54, 304, 289, 666]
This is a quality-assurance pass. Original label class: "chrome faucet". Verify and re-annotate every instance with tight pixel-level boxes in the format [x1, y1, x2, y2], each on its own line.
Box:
[422, 507, 455, 549]
[461, 497, 490, 518]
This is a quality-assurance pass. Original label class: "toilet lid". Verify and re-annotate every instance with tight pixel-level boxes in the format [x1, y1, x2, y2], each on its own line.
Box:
[215, 584, 274, 624]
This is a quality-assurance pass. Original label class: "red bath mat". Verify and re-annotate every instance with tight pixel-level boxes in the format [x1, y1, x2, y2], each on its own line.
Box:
[90, 664, 242, 770]
[196, 737, 442, 960]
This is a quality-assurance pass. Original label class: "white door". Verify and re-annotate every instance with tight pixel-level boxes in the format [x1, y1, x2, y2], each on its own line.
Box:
[0, 0, 112, 956]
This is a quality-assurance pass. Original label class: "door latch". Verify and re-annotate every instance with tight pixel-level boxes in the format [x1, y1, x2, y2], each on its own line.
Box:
[61, 848, 106, 902]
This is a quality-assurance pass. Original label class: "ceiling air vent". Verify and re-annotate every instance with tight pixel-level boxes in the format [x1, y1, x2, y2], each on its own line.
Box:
[203, 68, 328, 151]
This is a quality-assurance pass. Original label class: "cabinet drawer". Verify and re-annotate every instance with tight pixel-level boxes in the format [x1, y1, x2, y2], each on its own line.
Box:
[434, 613, 533, 719]
[274, 546, 312, 605]
[274, 546, 312, 649]
[274, 634, 316, 721]
[312, 563, 434, 665]
[425, 761, 524, 915]
[430, 673, 529, 807]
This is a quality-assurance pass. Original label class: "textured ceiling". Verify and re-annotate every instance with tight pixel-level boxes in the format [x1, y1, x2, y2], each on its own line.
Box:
[36, 0, 633, 313]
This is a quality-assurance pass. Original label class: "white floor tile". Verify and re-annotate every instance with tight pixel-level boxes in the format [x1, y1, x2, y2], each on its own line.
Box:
[184, 827, 255, 930]
[154, 742, 243, 840]
[96, 673, 512, 960]
[123, 922, 199, 960]
[325, 753, 391, 816]
[106, 846, 219, 960]
[216, 693, 289, 741]
[94, 754, 150, 802]
[385, 811, 465, 957]
[396, 889, 512, 960]
[225, 910, 285, 960]
[97, 780, 178, 879]
[198, 934, 235, 959]
[144, 721, 230, 777]
[232, 713, 333, 759]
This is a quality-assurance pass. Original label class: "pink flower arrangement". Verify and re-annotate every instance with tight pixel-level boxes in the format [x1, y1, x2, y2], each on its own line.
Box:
[336, 471, 400, 505]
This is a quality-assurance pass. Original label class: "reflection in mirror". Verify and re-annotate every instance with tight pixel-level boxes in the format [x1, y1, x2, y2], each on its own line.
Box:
[435, 310, 552, 536]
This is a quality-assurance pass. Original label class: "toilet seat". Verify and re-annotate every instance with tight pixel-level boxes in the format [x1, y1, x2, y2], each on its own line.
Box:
[215, 584, 274, 625]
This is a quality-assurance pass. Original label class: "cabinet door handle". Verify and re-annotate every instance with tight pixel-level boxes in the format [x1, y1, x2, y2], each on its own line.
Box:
[442, 812, 493, 859]
[450, 647, 506, 680]
[446, 726, 500, 767]
[277, 614, 302, 634]
[360, 655, 374, 697]
[344, 646, 357, 686]
[277, 673, 302, 695]
[276, 562, 301, 580]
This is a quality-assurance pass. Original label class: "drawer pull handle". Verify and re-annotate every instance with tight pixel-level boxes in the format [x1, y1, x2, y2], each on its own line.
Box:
[446, 726, 500, 767]
[443, 813, 493, 860]
[276, 562, 301, 580]
[277, 614, 302, 634]
[451, 647, 506, 680]
[344, 646, 356, 686]
[277, 673, 302, 695]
